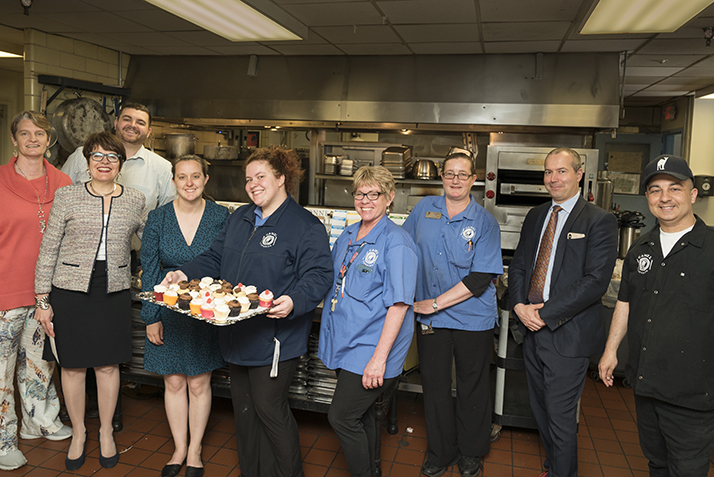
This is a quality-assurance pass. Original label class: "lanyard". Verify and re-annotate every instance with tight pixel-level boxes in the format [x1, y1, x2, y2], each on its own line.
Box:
[331, 240, 367, 311]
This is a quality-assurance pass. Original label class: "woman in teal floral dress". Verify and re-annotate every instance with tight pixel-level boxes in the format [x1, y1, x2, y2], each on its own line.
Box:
[140, 155, 227, 477]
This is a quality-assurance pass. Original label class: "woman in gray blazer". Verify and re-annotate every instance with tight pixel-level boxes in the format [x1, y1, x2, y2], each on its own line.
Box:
[35, 132, 146, 472]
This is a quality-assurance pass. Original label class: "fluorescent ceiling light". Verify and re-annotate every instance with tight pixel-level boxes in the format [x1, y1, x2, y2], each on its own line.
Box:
[145, 0, 302, 42]
[699, 93, 714, 99]
[582, 0, 714, 34]
[0, 51, 22, 58]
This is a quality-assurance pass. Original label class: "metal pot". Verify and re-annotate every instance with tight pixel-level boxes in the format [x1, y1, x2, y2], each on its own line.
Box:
[204, 144, 239, 160]
[163, 133, 197, 158]
[412, 159, 438, 180]
[51, 98, 112, 154]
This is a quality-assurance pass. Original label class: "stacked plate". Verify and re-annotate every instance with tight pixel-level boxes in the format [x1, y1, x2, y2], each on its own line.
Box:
[381, 146, 412, 179]
[323, 155, 343, 175]
[339, 158, 354, 176]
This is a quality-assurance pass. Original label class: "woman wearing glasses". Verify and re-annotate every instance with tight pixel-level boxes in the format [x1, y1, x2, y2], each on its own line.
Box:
[35, 132, 146, 471]
[319, 166, 417, 477]
[402, 149, 502, 477]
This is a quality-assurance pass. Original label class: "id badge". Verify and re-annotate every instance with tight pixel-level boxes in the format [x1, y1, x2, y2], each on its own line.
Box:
[270, 337, 281, 378]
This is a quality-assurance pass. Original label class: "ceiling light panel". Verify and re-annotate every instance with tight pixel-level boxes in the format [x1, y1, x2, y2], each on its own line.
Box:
[582, 0, 714, 34]
[145, 0, 302, 41]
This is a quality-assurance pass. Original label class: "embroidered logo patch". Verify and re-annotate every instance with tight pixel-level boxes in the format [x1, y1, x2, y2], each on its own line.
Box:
[363, 248, 379, 266]
[461, 226, 476, 241]
[637, 254, 653, 274]
[260, 232, 277, 248]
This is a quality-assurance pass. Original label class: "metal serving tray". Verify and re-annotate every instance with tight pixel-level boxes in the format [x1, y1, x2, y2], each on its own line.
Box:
[137, 291, 270, 326]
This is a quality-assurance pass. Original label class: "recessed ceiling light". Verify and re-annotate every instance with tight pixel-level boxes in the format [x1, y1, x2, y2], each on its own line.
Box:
[582, 0, 714, 34]
[145, 0, 303, 42]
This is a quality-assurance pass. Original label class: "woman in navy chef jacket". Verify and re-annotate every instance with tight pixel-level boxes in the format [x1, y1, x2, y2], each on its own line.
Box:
[402, 148, 502, 477]
[319, 165, 417, 477]
[162, 146, 333, 477]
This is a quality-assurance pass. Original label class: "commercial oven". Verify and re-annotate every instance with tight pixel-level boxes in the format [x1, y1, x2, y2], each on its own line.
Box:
[484, 145, 599, 251]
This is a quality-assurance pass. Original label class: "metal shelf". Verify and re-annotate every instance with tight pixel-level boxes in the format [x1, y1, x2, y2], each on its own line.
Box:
[316, 174, 485, 187]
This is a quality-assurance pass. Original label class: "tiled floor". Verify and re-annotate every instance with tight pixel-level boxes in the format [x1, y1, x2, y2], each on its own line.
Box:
[7, 376, 714, 477]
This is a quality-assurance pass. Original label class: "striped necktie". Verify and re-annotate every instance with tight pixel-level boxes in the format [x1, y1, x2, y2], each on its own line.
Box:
[528, 205, 562, 304]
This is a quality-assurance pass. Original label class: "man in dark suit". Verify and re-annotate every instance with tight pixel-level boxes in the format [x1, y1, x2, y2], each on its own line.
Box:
[510, 147, 618, 477]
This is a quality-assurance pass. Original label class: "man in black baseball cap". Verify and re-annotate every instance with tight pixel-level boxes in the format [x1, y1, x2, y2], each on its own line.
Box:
[641, 154, 694, 188]
[600, 153, 714, 476]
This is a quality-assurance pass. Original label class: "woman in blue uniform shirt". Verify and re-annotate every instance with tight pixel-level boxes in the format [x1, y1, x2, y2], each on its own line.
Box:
[402, 149, 502, 477]
[162, 146, 333, 477]
[319, 165, 417, 477]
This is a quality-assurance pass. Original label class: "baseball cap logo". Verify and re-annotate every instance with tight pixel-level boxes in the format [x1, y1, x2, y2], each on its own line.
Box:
[657, 157, 668, 171]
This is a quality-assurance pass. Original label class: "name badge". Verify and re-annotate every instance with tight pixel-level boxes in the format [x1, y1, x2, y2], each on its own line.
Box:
[568, 232, 585, 239]
[356, 264, 373, 273]
[425, 211, 442, 219]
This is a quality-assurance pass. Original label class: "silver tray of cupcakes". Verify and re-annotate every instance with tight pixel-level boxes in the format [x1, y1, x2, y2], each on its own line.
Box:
[138, 277, 274, 326]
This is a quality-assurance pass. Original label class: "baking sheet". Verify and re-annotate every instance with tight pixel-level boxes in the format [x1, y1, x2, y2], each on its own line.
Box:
[137, 291, 270, 326]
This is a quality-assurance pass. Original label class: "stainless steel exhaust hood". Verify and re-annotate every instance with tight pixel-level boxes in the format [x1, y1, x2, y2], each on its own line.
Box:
[125, 53, 619, 129]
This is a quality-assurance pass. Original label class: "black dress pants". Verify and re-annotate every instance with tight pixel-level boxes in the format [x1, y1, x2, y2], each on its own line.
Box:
[523, 328, 589, 477]
[635, 394, 714, 477]
[417, 327, 494, 466]
[228, 359, 303, 477]
[328, 370, 398, 477]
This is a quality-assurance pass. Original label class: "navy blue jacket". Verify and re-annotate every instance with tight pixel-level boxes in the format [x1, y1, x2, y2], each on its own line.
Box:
[181, 196, 333, 366]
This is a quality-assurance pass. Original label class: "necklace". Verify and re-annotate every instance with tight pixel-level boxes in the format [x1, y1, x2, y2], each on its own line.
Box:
[15, 162, 49, 234]
[89, 181, 117, 197]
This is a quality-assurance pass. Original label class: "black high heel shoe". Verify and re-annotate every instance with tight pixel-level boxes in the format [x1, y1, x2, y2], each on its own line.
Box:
[65, 430, 87, 471]
[161, 459, 186, 477]
[185, 465, 205, 477]
[98, 430, 119, 468]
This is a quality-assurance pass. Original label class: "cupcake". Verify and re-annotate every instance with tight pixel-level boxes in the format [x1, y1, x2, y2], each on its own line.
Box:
[200, 302, 215, 319]
[228, 301, 241, 317]
[190, 298, 203, 315]
[188, 278, 201, 287]
[168, 283, 180, 292]
[200, 276, 213, 286]
[259, 290, 274, 308]
[234, 290, 247, 299]
[177, 288, 190, 296]
[201, 289, 212, 301]
[178, 294, 191, 310]
[247, 293, 260, 309]
[189, 290, 199, 299]
[214, 304, 230, 322]
[213, 297, 227, 307]
[222, 281, 233, 290]
[238, 296, 250, 313]
[244, 285, 257, 295]
[213, 290, 225, 299]
[163, 289, 178, 306]
[153, 285, 167, 302]
[178, 280, 189, 290]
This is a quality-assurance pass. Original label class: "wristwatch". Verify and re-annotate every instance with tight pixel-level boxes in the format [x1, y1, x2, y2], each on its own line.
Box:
[432, 298, 438, 311]
[35, 295, 50, 310]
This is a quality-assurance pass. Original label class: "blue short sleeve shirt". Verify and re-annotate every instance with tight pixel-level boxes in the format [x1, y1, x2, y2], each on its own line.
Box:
[402, 195, 502, 331]
[318, 215, 417, 379]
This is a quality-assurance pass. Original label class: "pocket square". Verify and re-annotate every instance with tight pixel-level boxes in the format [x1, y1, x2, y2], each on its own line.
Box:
[567, 232, 585, 239]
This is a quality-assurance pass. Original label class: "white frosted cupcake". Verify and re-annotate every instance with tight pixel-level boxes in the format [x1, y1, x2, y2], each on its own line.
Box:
[244, 285, 257, 295]
[238, 296, 250, 313]
[214, 304, 230, 322]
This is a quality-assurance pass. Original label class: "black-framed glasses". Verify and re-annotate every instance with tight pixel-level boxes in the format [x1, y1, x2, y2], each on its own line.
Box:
[442, 171, 472, 181]
[90, 152, 121, 163]
[352, 191, 383, 201]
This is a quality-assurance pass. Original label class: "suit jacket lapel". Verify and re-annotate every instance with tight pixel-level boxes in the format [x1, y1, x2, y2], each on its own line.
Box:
[550, 196, 585, 285]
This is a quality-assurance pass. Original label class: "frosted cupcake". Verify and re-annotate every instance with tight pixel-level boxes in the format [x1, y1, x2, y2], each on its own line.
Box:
[228, 301, 241, 317]
[247, 293, 260, 309]
[244, 285, 257, 295]
[213, 297, 227, 307]
[238, 296, 250, 313]
[200, 276, 213, 286]
[214, 304, 230, 322]
[163, 289, 178, 306]
[200, 302, 215, 319]
[259, 290, 274, 308]
[190, 298, 203, 315]
[178, 294, 191, 310]
[153, 285, 167, 302]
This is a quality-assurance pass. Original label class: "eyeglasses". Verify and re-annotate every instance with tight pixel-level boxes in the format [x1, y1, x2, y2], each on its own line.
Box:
[442, 172, 472, 181]
[90, 152, 121, 163]
[352, 191, 383, 201]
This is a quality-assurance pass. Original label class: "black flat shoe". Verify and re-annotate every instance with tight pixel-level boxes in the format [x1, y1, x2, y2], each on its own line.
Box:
[98, 430, 119, 468]
[421, 460, 447, 477]
[458, 456, 483, 477]
[161, 459, 186, 477]
[65, 431, 87, 471]
[185, 465, 205, 477]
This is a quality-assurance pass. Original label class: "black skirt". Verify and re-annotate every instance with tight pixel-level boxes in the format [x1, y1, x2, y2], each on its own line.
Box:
[44, 261, 131, 368]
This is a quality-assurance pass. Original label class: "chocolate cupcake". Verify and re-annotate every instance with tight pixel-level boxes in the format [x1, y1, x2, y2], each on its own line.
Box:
[178, 294, 191, 310]
[222, 281, 233, 290]
[247, 293, 260, 309]
[228, 301, 242, 317]
[178, 280, 189, 290]
[188, 278, 201, 287]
